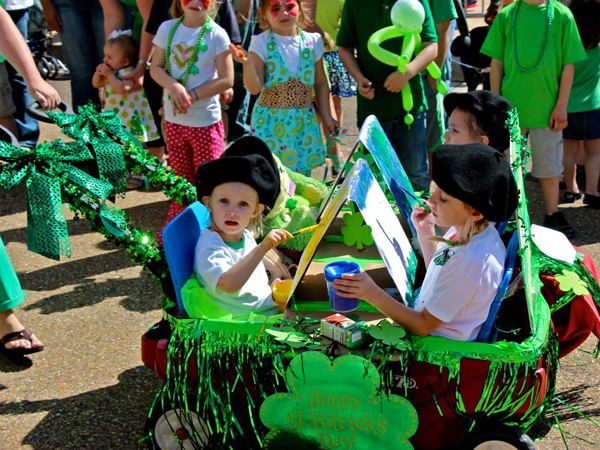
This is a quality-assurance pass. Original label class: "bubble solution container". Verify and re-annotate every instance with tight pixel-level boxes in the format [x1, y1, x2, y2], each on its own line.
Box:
[324, 261, 361, 313]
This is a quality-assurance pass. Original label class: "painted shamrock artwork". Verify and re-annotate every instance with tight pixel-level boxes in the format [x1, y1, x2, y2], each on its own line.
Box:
[260, 351, 418, 449]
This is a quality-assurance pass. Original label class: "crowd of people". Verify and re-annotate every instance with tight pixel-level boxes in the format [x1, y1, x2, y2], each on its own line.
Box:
[1, 0, 600, 354]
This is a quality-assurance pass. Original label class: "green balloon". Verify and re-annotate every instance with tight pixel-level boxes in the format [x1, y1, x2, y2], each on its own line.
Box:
[391, 0, 425, 33]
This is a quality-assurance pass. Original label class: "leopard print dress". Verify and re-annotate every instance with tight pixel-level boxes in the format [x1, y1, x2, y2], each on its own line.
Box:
[250, 31, 325, 175]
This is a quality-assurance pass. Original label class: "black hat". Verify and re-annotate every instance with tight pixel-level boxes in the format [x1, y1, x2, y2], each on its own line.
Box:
[196, 137, 279, 212]
[444, 91, 513, 151]
[432, 143, 518, 222]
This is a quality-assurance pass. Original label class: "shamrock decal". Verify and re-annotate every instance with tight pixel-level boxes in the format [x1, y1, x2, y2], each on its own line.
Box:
[369, 320, 408, 351]
[260, 351, 418, 449]
[343, 149, 378, 178]
[555, 270, 589, 297]
[266, 326, 311, 349]
[341, 211, 374, 250]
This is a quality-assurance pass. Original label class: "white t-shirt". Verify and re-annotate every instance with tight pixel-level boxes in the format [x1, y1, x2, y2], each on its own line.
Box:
[153, 19, 230, 127]
[249, 30, 324, 77]
[193, 228, 278, 320]
[413, 225, 506, 341]
[3, 0, 34, 10]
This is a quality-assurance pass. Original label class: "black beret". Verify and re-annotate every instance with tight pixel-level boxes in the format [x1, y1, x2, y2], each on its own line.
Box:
[196, 137, 279, 212]
[444, 91, 513, 152]
[432, 143, 518, 222]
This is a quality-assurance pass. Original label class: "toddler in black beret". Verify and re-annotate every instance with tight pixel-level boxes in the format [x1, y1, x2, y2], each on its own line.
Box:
[333, 143, 518, 341]
[443, 90, 512, 152]
[188, 137, 292, 319]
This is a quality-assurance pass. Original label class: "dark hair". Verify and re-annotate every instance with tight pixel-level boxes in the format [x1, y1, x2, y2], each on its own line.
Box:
[570, 0, 600, 49]
[107, 35, 138, 65]
[257, 0, 305, 31]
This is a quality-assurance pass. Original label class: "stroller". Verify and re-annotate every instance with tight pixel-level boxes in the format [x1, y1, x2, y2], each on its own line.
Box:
[27, 1, 69, 80]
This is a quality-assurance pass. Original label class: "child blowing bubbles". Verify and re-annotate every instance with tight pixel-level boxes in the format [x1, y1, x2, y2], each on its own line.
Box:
[230, 0, 339, 176]
[191, 137, 291, 320]
[92, 30, 160, 144]
[334, 144, 519, 341]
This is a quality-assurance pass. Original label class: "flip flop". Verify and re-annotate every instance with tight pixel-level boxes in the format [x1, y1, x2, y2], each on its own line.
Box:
[0, 329, 44, 359]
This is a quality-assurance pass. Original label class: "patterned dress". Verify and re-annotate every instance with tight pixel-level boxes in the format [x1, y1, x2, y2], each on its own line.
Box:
[250, 32, 325, 175]
[104, 67, 160, 143]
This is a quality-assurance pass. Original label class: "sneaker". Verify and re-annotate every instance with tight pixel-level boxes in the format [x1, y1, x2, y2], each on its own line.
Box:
[485, 2, 499, 25]
[543, 211, 576, 239]
[583, 193, 600, 209]
[563, 191, 583, 203]
[466, 0, 478, 9]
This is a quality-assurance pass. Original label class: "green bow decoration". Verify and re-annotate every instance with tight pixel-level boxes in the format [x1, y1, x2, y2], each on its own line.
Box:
[46, 103, 142, 148]
[0, 139, 126, 260]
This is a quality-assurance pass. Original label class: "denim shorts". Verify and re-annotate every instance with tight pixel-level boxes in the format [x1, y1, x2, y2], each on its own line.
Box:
[563, 109, 600, 140]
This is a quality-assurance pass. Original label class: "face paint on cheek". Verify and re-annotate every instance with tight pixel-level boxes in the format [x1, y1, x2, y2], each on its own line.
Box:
[202, 0, 210, 9]
[284, 0, 298, 17]
[269, 0, 283, 17]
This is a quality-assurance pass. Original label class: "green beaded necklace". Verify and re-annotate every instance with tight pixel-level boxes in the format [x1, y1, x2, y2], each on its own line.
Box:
[512, 0, 553, 73]
[166, 15, 213, 86]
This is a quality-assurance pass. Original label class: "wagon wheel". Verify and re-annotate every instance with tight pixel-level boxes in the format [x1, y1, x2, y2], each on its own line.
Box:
[461, 425, 536, 450]
[145, 397, 210, 450]
[35, 58, 50, 80]
[43, 56, 59, 79]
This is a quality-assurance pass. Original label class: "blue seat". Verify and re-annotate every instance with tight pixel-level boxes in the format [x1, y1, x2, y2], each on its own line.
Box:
[162, 201, 211, 318]
[475, 231, 520, 344]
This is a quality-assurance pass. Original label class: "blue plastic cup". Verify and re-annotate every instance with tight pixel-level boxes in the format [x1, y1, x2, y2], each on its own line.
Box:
[324, 261, 361, 312]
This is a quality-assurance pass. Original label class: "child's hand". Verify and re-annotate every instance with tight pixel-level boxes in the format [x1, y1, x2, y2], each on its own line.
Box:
[332, 270, 380, 303]
[169, 83, 192, 115]
[220, 88, 234, 104]
[229, 44, 248, 64]
[262, 229, 293, 250]
[384, 70, 411, 94]
[96, 63, 112, 77]
[323, 114, 340, 136]
[549, 105, 568, 131]
[411, 202, 435, 236]
[358, 77, 374, 100]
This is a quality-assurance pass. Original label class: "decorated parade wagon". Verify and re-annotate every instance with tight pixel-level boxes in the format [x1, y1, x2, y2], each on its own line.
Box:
[1, 102, 599, 450]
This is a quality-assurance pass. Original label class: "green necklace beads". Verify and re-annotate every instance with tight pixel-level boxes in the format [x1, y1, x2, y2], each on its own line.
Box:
[165, 16, 213, 87]
[512, 0, 553, 73]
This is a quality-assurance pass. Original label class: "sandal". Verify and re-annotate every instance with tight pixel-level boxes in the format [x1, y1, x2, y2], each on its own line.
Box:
[1, 329, 44, 359]
[126, 174, 145, 190]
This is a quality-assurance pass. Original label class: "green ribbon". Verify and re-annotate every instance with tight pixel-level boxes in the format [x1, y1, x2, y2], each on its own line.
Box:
[47, 103, 141, 148]
[0, 139, 127, 260]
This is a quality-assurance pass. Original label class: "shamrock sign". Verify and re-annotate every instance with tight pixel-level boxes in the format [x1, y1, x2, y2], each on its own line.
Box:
[555, 270, 590, 297]
[266, 326, 311, 349]
[369, 320, 409, 351]
[260, 351, 418, 449]
[341, 211, 374, 251]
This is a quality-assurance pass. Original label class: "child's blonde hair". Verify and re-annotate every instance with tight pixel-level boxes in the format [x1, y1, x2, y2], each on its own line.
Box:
[171, 0, 220, 19]
[107, 35, 138, 66]
[257, 0, 305, 31]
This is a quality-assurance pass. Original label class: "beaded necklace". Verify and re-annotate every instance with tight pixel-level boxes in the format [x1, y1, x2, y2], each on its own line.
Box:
[512, 0, 553, 73]
[165, 15, 213, 86]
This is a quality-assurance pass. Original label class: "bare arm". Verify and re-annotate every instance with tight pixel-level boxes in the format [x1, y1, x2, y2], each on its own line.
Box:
[233, 0, 253, 24]
[428, 20, 451, 88]
[549, 63, 574, 131]
[92, 71, 105, 88]
[189, 50, 234, 100]
[338, 46, 374, 99]
[333, 272, 442, 336]
[230, 45, 265, 95]
[217, 230, 289, 293]
[0, 9, 60, 108]
[301, 0, 324, 36]
[150, 45, 192, 114]
[384, 41, 437, 93]
[313, 57, 338, 133]
[490, 58, 504, 94]
[40, 0, 62, 33]
[98, 0, 127, 39]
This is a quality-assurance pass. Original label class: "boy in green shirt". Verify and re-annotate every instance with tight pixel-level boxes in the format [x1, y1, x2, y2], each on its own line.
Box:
[337, 0, 438, 192]
[481, 0, 586, 238]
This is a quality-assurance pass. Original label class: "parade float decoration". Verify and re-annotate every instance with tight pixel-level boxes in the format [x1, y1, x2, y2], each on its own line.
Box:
[1, 101, 600, 449]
